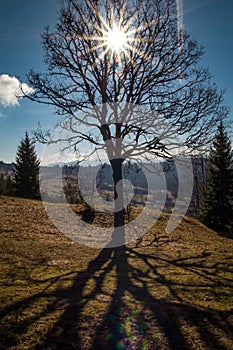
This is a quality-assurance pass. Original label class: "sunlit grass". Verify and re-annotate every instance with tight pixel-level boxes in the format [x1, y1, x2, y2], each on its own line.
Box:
[0, 196, 233, 349]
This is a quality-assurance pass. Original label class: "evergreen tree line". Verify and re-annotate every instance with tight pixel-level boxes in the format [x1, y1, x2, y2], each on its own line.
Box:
[199, 122, 233, 233]
[0, 132, 40, 199]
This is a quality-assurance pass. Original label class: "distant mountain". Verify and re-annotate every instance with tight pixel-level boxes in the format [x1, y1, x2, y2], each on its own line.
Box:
[40, 157, 208, 215]
[0, 161, 15, 175]
[39, 157, 208, 194]
[1, 158, 208, 215]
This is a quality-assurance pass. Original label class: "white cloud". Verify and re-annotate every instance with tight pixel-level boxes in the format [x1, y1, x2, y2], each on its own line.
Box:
[0, 74, 34, 107]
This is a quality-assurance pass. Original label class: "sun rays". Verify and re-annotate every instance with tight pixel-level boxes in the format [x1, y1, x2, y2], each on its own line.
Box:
[82, 1, 149, 67]
[104, 23, 128, 55]
[79, 0, 184, 70]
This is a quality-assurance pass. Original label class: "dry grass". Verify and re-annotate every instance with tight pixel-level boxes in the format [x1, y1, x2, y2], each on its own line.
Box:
[0, 196, 233, 350]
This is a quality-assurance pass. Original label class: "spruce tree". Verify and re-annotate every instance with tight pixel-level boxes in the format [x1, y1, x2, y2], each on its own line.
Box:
[14, 132, 40, 199]
[199, 122, 233, 233]
[5, 175, 14, 196]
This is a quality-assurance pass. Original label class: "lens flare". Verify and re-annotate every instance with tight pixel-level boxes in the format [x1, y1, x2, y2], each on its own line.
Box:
[82, 0, 150, 67]
[105, 23, 128, 54]
[82, 0, 184, 67]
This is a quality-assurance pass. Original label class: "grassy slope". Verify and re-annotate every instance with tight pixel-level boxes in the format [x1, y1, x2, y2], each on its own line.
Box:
[0, 196, 233, 350]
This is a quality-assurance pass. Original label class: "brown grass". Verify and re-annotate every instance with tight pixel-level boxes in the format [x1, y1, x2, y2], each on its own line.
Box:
[0, 196, 233, 350]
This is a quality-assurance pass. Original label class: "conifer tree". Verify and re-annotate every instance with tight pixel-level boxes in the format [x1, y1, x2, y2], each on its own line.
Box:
[14, 132, 40, 199]
[0, 174, 14, 196]
[5, 175, 14, 196]
[199, 122, 233, 232]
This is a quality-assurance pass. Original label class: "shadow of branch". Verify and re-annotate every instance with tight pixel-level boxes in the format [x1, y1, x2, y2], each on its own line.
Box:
[1, 246, 233, 350]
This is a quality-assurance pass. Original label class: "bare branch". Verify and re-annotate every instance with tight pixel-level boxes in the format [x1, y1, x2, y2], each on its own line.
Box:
[26, 0, 227, 161]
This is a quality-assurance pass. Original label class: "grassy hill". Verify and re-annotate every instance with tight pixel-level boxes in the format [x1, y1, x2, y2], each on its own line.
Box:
[0, 196, 233, 350]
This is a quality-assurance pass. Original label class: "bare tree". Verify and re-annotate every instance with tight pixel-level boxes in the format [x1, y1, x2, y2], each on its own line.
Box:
[27, 0, 227, 242]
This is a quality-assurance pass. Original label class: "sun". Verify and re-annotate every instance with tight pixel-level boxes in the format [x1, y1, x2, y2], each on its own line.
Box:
[83, 2, 150, 66]
[82, 0, 183, 67]
[88, 18, 135, 62]
[104, 23, 128, 54]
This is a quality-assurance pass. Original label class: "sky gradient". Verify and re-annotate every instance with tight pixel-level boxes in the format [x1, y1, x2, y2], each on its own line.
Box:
[0, 0, 232, 163]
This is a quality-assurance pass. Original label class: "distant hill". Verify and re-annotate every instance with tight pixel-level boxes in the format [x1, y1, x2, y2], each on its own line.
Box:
[1, 157, 208, 214]
[0, 161, 15, 175]
[40, 158, 208, 215]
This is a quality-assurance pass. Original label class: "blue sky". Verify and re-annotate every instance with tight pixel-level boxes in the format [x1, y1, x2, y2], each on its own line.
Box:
[0, 0, 232, 163]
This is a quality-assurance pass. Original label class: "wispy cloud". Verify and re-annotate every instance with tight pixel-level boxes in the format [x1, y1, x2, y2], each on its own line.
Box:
[0, 74, 34, 107]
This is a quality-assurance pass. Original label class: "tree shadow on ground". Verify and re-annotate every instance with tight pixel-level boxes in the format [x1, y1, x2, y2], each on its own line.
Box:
[218, 230, 233, 240]
[1, 242, 233, 350]
[79, 207, 95, 224]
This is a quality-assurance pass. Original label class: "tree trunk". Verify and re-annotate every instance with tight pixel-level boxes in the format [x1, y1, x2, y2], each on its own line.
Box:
[110, 158, 125, 246]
